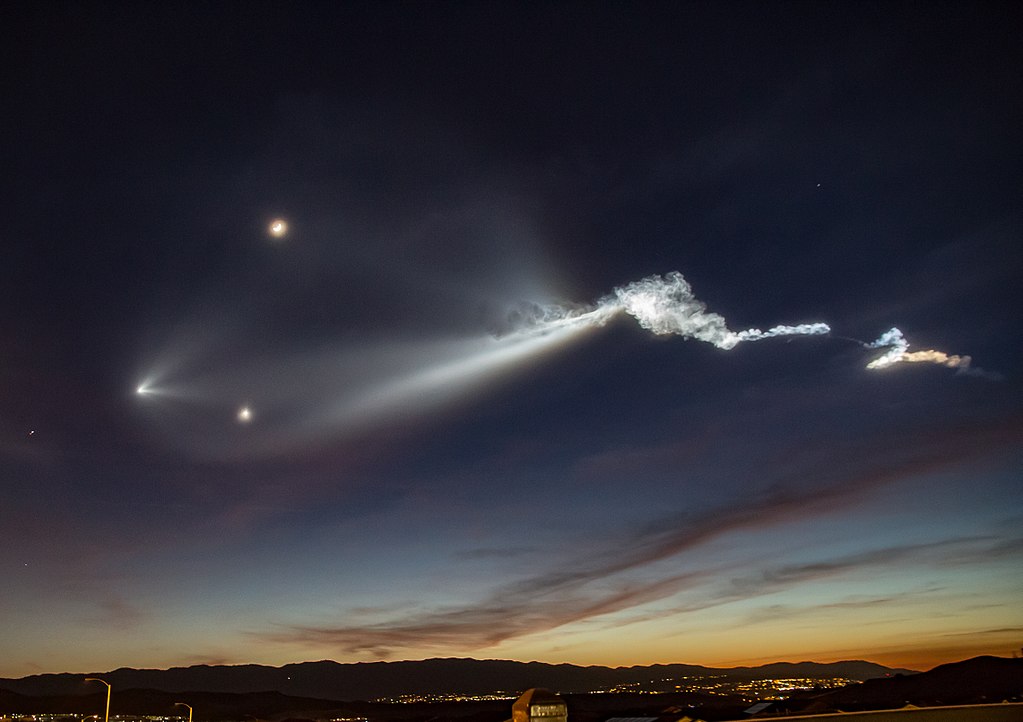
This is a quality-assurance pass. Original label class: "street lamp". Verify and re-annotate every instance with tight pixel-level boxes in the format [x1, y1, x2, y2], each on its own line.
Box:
[174, 702, 193, 722]
[84, 678, 110, 722]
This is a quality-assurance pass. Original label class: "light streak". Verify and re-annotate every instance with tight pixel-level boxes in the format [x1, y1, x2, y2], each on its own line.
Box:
[132, 269, 992, 460]
[330, 305, 616, 427]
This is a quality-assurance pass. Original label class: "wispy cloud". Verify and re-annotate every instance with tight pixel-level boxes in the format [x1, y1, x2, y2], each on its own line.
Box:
[941, 627, 1023, 638]
[742, 596, 905, 626]
[254, 414, 1021, 657]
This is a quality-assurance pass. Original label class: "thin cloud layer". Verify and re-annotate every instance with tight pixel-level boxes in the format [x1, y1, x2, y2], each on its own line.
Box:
[257, 416, 1022, 656]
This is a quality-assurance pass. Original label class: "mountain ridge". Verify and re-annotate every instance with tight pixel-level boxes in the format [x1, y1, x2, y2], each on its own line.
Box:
[2, 658, 1020, 722]
[0, 657, 914, 701]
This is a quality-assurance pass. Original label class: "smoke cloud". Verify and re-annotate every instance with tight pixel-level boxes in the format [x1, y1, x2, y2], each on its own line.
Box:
[523, 272, 989, 375]
[610, 272, 831, 348]
[865, 327, 998, 378]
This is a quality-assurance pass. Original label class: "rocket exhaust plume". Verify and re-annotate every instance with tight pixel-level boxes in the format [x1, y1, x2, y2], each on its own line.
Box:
[519, 272, 991, 376]
[610, 272, 830, 348]
[524, 272, 831, 348]
[864, 327, 996, 377]
[134, 271, 994, 461]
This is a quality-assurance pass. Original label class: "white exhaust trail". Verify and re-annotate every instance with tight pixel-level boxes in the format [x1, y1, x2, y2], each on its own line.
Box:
[525, 271, 990, 376]
[610, 272, 831, 349]
[864, 327, 995, 376]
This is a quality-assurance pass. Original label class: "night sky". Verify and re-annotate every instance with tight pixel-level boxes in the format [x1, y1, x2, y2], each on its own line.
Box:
[2, 2, 1021, 678]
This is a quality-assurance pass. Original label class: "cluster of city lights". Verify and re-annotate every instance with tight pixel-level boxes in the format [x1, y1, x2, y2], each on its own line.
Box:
[375, 692, 517, 704]
[732, 678, 857, 702]
[588, 674, 858, 699]
[0, 674, 864, 721]
[373, 675, 861, 704]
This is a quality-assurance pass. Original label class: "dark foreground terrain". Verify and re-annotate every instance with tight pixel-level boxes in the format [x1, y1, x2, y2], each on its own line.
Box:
[2, 657, 1020, 722]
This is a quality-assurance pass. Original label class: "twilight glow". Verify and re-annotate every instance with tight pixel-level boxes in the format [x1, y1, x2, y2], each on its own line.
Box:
[2, 1, 1019, 681]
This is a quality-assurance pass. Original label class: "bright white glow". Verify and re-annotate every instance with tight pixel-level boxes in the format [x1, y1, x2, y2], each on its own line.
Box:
[237, 406, 253, 423]
[269, 219, 288, 238]
[865, 327, 910, 368]
[611, 272, 830, 349]
[335, 305, 617, 427]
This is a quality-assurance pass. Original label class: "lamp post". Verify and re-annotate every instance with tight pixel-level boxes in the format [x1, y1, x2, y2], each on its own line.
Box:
[174, 702, 193, 722]
[84, 678, 110, 722]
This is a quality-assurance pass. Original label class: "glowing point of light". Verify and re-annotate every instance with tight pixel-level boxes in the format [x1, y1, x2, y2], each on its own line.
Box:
[268, 219, 288, 238]
[237, 406, 253, 423]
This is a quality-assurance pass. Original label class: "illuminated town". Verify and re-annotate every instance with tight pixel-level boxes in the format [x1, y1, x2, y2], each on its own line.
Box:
[0, 675, 861, 715]
[378, 692, 518, 703]
[369, 677, 858, 703]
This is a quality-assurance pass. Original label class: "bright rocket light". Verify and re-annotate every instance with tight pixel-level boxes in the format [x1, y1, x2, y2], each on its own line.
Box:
[237, 406, 253, 423]
[268, 219, 288, 238]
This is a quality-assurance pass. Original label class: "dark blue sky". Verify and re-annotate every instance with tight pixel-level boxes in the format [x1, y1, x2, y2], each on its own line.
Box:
[2, 1, 1021, 676]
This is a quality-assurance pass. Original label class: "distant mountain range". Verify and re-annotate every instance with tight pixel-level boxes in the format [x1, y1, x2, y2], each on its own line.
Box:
[3, 657, 1021, 722]
[0, 657, 913, 701]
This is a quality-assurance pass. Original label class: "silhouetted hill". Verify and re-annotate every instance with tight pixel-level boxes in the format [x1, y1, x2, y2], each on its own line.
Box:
[761, 655, 1023, 715]
[5, 660, 1019, 722]
[819, 655, 1023, 709]
[694, 660, 904, 682]
[0, 657, 911, 701]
